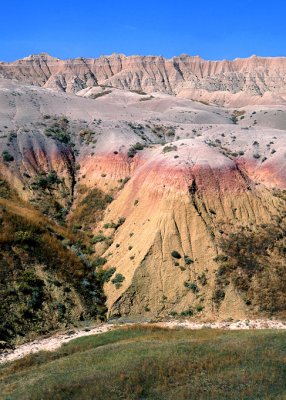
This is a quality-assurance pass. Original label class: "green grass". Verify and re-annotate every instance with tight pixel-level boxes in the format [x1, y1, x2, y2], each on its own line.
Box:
[1, 326, 285, 399]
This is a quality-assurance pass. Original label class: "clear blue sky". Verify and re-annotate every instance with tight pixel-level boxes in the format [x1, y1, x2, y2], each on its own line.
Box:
[1, 0, 285, 61]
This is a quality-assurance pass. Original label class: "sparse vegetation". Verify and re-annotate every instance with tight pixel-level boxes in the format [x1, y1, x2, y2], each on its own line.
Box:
[2, 151, 14, 162]
[163, 145, 177, 153]
[198, 272, 207, 286]
[111, 273, 125, 289]
[184, 281, 199, 293]
[103, 217, 126, 230]
[231, 110, 246, 125]
[214, 222, 286, 313]
[90, 90, 112, 99]
[44, 117, 71, 143]
[101, 267, 116, 283]
[0, 193, 107, 345]
[91, 234, 107, 244]
[151, 124, 175, 139]
[127, 142, 144, 158]
[31, 171, 62, 191]
[70, 186, 113, 230]
[171, 250, 181, 259]
[79, 128, 96, 144]
[184, 255, 194, 264]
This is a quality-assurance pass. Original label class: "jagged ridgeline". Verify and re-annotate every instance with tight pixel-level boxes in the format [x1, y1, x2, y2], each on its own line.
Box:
[0, 58, 286, 345]
[1, 53, 286, 106]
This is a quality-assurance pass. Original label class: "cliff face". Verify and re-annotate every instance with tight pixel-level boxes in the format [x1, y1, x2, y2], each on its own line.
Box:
[1, 54, 286, 105]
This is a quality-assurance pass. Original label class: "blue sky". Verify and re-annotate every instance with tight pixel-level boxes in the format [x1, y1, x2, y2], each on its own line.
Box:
[1, 0, 285, 61]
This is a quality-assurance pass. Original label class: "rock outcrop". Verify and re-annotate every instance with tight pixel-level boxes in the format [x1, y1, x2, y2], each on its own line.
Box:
[1, 53, 286, 105]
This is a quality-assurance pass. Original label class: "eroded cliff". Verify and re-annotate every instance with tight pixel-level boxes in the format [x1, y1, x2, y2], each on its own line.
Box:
[0, 76, 286, 344]
[1, 53, 286, 106]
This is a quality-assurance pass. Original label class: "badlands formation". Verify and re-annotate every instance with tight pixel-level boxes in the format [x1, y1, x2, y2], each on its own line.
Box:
[0, 54, 286, 344]
[1, 53, 286, 106]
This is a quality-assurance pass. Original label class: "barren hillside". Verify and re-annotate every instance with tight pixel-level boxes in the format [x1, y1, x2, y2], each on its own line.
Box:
[0, 61, 286, 344]
[1, 53, 286, 106]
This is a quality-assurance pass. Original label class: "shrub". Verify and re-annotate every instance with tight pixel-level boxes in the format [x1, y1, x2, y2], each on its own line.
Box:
[180, 308, 193, 316]
[118, 177, 130, 187]
[102, 267, 116, 283]
[15, 230, 38, 245]
[104, 217, 126, 230]
[128, 143, 144, 158]
[184, 281, 199, 294]
[56, 303, 66, 320]
[111, 273, 125, 289]
[184, 256, 194, 265]
[91, 235, 107, 244]
[104, 222, 116, 229]
[214, 255, 228, 263]
[163, 145, 177, 153]
[70, 187, 114, 229]
[94, 257, 107, 267]
[171, 250, 181, 259]
[117, 217, 126, 226]
[198, 272, 207, 286]
[230, 115, 238, 124]
[45, 118, 70, 143]
[213, 289, 225, 304]
[32, 171, 62, 191]
[2, 151, 14, 162]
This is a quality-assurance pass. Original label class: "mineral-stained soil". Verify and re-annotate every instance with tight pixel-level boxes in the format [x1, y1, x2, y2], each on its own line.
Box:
[0, 54, 286, 344]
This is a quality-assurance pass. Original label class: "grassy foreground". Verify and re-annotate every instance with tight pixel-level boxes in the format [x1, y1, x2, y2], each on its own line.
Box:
[0, 326, 285, 400]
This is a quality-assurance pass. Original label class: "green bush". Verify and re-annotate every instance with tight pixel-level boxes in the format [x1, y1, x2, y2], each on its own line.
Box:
[2, 151, 14, 162]
[102, 267, 116, 283]
[45, 119, 70, 144]
[31, 171, 61, 191]
[184, 281, 199, 293]
[163, 145, 177, 153]
[104, 217, 126, 230]
[180, 308, 193, 316]
[171, 250, 181, 259]
[128, 143, 144, 158]
[111, 273, 125, 289]
[184, 256, 194, 264]
[213, 289, 225, 304]
[91, 234, 107, 244]
[94, 257, 107, 267]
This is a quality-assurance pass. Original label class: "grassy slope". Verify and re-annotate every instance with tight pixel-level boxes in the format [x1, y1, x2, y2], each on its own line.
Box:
[0, 182, 106, 344]
[0, 326, 285, 400]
